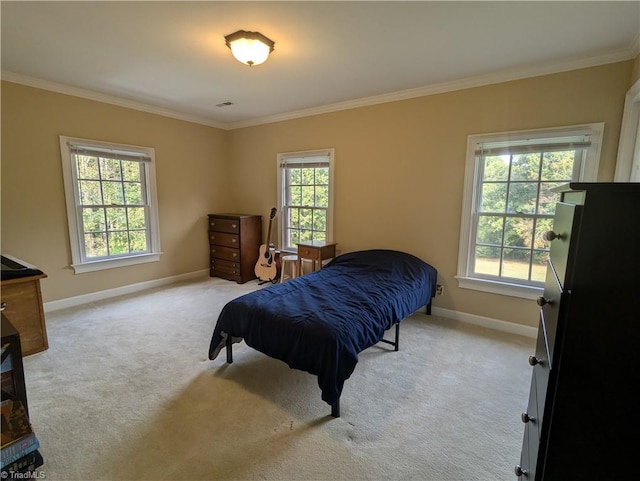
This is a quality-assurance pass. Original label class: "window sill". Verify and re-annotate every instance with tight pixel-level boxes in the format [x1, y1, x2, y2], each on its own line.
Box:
[71, 253, 162, 274]
[455, 275, 542, 300]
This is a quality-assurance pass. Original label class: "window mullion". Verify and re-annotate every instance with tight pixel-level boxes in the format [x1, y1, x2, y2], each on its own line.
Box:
[530, 152, 545, 281]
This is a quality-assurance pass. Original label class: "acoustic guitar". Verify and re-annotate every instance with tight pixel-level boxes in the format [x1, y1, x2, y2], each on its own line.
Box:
[254, 208, 279, 282]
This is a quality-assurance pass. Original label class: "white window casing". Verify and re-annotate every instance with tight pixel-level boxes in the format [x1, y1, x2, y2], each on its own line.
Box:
[456, 123, 604, 299]
[614, 78, 640, 182]
[59, 136, 162, 273]
[277, 148, 335, 253]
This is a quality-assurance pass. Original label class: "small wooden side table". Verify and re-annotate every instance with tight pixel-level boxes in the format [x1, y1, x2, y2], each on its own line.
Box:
[297, 242, 337, 274]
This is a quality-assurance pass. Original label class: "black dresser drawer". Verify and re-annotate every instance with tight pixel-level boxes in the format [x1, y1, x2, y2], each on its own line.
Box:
[517, 319, 549, 480]
[547, 202, 579, 288]
[518, 374, 539, 481]
[538, 264, 563, 367]
[532, 318, 550, 432]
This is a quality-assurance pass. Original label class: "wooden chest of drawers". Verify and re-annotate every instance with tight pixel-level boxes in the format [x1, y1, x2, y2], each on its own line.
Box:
[515, 183, 640, 480]
[208, 214, 261, 284]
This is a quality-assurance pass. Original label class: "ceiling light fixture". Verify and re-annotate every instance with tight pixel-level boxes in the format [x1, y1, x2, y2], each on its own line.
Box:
[224, 30, 275, 67]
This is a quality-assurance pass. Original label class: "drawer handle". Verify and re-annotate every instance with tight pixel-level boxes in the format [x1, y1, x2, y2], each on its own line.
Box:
[514, 465, 528, 477]
[232, 224, 237, 229]
[536, 296, 552, 307]
[232, 252, 238, 257]
[521, 412, 535, 424]
[232, 239, 237, 243]
[543, 230, 564, 242]
[528, 355, 544, 366]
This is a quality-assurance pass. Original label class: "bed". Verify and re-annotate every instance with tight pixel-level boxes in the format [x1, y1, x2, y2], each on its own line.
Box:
[208, 249, 438, 417]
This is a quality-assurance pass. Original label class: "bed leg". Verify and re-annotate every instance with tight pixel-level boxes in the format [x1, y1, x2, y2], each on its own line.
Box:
[331, 398, 340, 418]
[226, 335, 233, 364]
[426, 301, 432, 315]
[380, 323, 400, 350]
[394, 322, 400, 352]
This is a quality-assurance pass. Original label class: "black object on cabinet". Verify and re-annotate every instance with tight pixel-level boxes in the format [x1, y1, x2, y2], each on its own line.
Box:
[1, 314, 29, 418]
[515, 183, 640, 480]
[1, 313, 44, 475]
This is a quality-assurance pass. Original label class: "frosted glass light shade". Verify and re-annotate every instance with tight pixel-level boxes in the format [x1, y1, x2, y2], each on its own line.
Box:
[224, 30, 275, 67]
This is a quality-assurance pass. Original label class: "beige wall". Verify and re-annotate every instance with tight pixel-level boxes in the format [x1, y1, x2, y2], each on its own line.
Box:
[227, 60, 632, 327]
[1, 59, 632, 327]
[1, 81, 229, 302]
[632, 54, 640, 84]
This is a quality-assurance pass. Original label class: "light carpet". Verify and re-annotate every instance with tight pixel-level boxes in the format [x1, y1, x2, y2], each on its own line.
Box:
[22, 277, 534, 481]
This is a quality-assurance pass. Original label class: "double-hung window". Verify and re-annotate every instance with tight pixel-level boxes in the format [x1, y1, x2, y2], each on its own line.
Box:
[277, 149, 335, 252]
[60, 136, 161, 273]
[457, 124, 603, 298]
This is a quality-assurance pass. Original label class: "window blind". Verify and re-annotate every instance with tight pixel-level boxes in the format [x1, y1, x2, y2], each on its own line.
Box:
[279, 153, 330, 169]
[476, 135, 591, 156]
[68, 143, 151, 163]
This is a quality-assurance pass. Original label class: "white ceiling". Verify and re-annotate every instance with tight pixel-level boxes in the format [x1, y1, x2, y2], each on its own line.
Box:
[2, 1, 639, 129]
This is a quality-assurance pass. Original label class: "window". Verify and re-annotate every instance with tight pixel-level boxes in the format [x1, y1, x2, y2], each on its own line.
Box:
[457, 124, 603, 299]
[59, 136, 161, 273]
[277, 149, 335, 252]
[614, 78, 640, 182]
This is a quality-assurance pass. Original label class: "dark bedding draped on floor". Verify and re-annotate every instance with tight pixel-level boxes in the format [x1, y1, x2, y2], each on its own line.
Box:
[209, 249, 437, 405]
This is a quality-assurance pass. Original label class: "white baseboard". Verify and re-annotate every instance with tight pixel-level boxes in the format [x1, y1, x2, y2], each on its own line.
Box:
[43, 269, 209, 313]
[430, 306, 537, 339]
[44, 271, 537, 339]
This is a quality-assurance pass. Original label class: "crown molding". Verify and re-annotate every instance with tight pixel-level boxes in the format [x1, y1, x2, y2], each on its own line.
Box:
[0, 71, 228, 130]
[2, 46, 635, 132]
[228, 47, 635, 129]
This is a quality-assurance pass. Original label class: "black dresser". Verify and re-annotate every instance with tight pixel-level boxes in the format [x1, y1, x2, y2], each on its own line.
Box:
[516, 183, 640, 480]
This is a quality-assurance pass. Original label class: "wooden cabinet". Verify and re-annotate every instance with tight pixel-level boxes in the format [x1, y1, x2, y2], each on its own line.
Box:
[515, 183, 640, 480]
[1, 256, 48, 356]
[208, 214, 261, 284]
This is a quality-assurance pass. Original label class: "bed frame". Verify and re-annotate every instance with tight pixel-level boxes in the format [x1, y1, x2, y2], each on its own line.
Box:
[223, 300, 432, 418]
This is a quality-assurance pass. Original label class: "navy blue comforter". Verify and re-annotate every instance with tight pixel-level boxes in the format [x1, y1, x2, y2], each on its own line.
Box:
[208, 249, 437, 405]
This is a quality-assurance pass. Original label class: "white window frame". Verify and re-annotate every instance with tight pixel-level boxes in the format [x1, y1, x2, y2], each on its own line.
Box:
[614, 78, 640, 182]
[59, 136, 162, 274]
[456, 123, 604, 299]
[276, 148, 335, 253]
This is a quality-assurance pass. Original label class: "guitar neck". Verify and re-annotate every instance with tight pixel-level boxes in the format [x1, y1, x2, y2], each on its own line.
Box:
[266, 219, 274, 246]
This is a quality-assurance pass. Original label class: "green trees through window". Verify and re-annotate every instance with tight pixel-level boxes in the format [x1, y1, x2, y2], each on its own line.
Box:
[76, 154, 149, 258]
[285, 166, 329, 246]
[475, 150, 576, 282]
